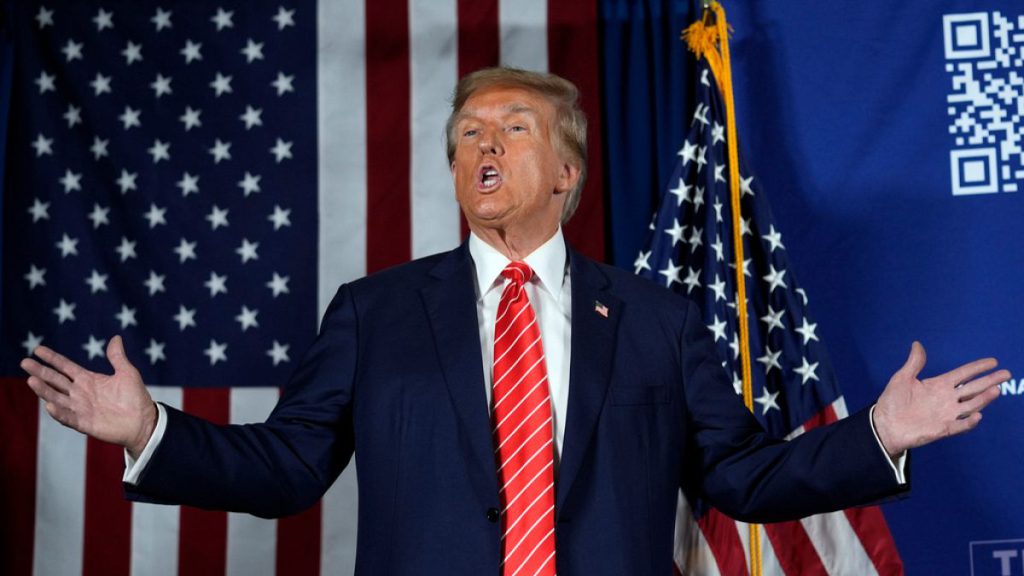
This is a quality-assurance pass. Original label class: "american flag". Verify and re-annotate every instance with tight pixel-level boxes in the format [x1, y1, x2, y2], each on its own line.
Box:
[0, 1, 603, 575]
[635, 47, 904, 574]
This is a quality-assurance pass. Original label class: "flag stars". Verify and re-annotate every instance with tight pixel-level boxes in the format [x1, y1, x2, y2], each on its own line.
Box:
[207, 205, 229, 230]
[236, 306, 259, 331]
[686, 226, 703, 253]
[180, 107, 202, 130]
[270, 138, 293, 163]
[710, 236, 725, 262]
[796, 288, 809, 306]
[151, 74, 173, 98]
[36, 71, 56, 94]
[668, 178, 691, 206]
[713, 198, 724, 223]
[266, 272, 289, 297]
[711, 122, 725, 145]
[205, 271, 228, 297]
[116, 169, 138, 193]
[32, 134, 54, 157]
[695, 146, 707, 171]
[152, 8, 173, 31]
[211, 7, 234, 30]
[85, 269, 108, 293]
[663, 218, 686, 247]
[740, 175, 754, 197]
[731, 372, 743, 395]
[90, 73, 112, 96]
[173, 305, 197, 331]
[740, 217, 751, 237]
[148, 139, 170, 163]
[707, 315, 728, 343]
[754, 388, 780, 415]
[209, 139, 232, 163]
[236, 239, 259, 263]
[144, 271, 166, 295]
[54, 299, 77, 324]
[682, 266, 701, 294]
[23, 332, 44, 356]
[204, 340, 228, 365]
[240, 105, 263, 129]
[678, 140, 698, 165]
[762, 225, 785, 253]
[763, 265, 788, 294]
[633, 250, 651, 274]
[63, 104, 82, 127]
[25, 265, 47, 289]
[267, 341, 290, 365]
[760, 305, 786, 334]
[794, 357, 820, 385]
[757, 345, 782, 375]
[729, 333, 740, 360]
[238, 171, 261, 195]
[709, 274, 727, 302]
[177, 172, 199, 196]
[83, 336, 106, 360]
[122, 41, 143, 65]
[692, 102, 709, 127]
[210, 72, 233, 96]
[241, 39, 265, 63]
[88, 203, 110, 228]
[273, 6, 296, 30]
[659, 260, 683, 288]
[728, 257, 751, 278]
[272, 72, 295, 96]
[36, 6, 55, 29]
[91, 136, 109, 160]
[714, 164, 726, 183]
[174, 238, 197, 263]
[145, 339, 166, 364]
[116, 305, 138, 329]
[119, 106, 141, 129]
[61, 39, 83, 62]
[93, 8, 114, 31]
[28, 198, 50, 222]
[144, 203, 167, 228]
[115, 237, 137, 261]
[692, 186, 705, 210]
[181, 40, 202, 64]
[268, 205, 291, 230]
[60, 169, 82, 193]
[795, 317, 819, 345]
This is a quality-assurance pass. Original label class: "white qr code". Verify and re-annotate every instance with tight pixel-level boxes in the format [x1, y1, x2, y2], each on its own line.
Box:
[943, 11, 1024, 195]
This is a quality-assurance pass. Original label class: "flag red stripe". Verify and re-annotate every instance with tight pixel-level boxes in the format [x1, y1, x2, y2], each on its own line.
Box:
[0, 380, 37, 576]
[843, 507, 905, 575]
[800, 403, 838, 431]
[697, 508, 750, 576]
[547, 0, 606, 262]
[763, 521, 828, 576]
[83, 439, 132, 576]
[365, 1, 412, 274]
[179, 388, 229, 575]
[277, 504, 323, 576]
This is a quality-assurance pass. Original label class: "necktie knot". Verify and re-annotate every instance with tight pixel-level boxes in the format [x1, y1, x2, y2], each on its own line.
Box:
[501, 261, 534, 287]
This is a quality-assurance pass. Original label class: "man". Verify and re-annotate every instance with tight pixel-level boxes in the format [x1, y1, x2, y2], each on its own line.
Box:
[21, 68, 1008, 575]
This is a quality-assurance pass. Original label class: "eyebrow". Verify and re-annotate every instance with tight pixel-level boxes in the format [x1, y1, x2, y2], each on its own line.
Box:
[455, 102, 539, 125]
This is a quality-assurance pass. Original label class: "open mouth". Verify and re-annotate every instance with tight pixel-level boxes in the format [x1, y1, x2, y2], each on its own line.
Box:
[478, 165, 502, 191]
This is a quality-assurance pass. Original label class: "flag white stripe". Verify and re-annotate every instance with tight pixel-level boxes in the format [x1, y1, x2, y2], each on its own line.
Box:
[499, 0, 548, 72]
[673, 493, 721, 576]
[33, 401, 86, 576]
[227, 388, 280, 576]
[130, 387, 183, 576]
[757, 525, 785, 576]
[409, 0, 461, 259]
[802, 512, 878, 576]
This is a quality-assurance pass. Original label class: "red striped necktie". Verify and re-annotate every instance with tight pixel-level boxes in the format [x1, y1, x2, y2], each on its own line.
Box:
[492, 261, 557, 576]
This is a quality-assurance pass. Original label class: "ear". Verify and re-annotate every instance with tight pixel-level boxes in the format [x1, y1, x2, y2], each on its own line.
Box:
[555, 160, 582, 195]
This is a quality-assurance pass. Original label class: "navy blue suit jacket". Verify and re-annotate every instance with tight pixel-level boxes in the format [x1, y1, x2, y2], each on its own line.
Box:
[126, 243, 907, 575]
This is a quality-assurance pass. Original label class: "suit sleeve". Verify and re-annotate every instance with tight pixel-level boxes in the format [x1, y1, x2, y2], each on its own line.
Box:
[124, 284, 360, 518]
[678, 300, 909, 523]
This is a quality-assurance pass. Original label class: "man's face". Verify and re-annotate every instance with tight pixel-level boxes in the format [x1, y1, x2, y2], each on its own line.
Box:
[451, 86, 579, 237]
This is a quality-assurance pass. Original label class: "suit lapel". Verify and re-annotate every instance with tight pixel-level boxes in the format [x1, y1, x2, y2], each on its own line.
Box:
[556, 250, 621, 510]
[419, 244, 499, 507]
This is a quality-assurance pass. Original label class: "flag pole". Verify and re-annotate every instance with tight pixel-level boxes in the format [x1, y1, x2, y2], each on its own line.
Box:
[682, 3, 763, 575]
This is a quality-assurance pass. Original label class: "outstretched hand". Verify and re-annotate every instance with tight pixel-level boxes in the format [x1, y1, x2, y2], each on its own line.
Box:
[21, 335, 157, 458]
[873, 341, 1009, 458]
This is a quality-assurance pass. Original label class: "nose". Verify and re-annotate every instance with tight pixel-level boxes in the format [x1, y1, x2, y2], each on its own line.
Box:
[477, 129, 504, 156]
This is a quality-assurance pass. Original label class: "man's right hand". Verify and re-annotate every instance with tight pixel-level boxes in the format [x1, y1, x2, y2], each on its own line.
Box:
[20, 335, 157, 459]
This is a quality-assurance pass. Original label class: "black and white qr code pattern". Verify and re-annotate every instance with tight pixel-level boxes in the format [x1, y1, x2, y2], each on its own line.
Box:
[943, 11, 1024, 196]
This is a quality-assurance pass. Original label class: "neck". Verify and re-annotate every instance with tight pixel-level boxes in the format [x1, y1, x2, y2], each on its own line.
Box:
[470, 224, 559, 261]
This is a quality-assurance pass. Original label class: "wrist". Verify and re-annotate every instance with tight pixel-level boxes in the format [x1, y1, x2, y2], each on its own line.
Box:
[127, 402, 158, 459]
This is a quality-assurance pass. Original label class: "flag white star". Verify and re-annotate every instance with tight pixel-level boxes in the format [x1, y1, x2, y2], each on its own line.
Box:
[707, 315, 728, 343]
[173, 238, 197, 263]
[268, 205, 291, 230]
[760, 305, 786, 334]
[90, 136, 109, 159]
[204, 340, 228, 365]
[35, 71, 56, 94]
[754, 388, 780, 415]
[686, 226, 703, 253]
[116, 169, 138, 193]
[762, 225, 785, 253]
[180, 106, 202, 130]
[36, 6, 54, 29]
[633, 250, 651, 274]
[712, 197, 723, 223]
[714, 164, 725, 183]
[270, 138, 293, 163]
[731, 372, 743, 395]
[84, 269, 108, 293]
[144, 271, 166, 295]
[150, 74, 173, 98]
[211, 7, 234, 30]
[796, 288, 809, 306]
[28, 198, 50, 222]
[53, 299, 77, 324]
[31, 133, 53, 156]
[64, 104, 82, 127]
[116, 305, 138, 329]
[240, 105, 263, 129]
[122, 41, 143, 65]
[267, 341, 290, 365]
[236, 239, 259, 263]
[173, 305, 197, 331]
[61, 39, 83, 62]
[152, 7, 173, 31]
[692, 186, 705, 210]
[238, 171, 261, 195]
[144, 203, 167, 228]
[692, 102, 709, 127]
[663, 218, 685, 246]
[740, 175, 754, 197]
[209, 139, 232, 163]
[795, 317, 819, 345]
[115, 237, 137, 261]
[145, 339, 166, 364]
[148, 139, 170, 163]
[740, 217, 751, 237]
[90, 73, 112, 96]
[181, 40, 202, 64]
[236, 306, 259, 331]
[677, 140, 698, 165]
[682, 266, 701, 294]
[709, 274, 727, 302]
[23, 332, 44, 355]
[83, 335, 106, 360]
[119, 106, 141, 129]
[267, 272, 289, 297]
[668, 178, 690, 206]
[60, 169, 82, 193]
[273, 6, 296, 30]
[177, 172, 199, 196]
[205, 271, 228, 296]
[24, 265, 46, 289]
[763, 265, 788, 294]
[272, 71, 294, 95]
[729, 333, 740, 360]
[93, 8, 114, 31]
[711, 122, 725, 145]
[696, 146, 707, 171]
[757, 346, 782, 374]
[728, 258, 751, 278]
[210, 72, 233, 96]
[241, 38, 264, 63]
[659, 260, 683, 288]
[87, 203, 110, 228]
[207, 205, 229, 229]
[794, 357, 820, 385]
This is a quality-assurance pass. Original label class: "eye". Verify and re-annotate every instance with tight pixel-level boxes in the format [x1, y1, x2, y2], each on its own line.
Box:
[508, 125, 527, 133]
[462, 128, 479, 138]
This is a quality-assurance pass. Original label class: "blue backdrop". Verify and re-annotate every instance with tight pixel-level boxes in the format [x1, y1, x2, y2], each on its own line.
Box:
[602, 1, 1024, 573]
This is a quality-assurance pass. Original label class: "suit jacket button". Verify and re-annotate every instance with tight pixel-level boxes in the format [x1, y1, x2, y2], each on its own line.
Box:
[486, 508, 500, 523]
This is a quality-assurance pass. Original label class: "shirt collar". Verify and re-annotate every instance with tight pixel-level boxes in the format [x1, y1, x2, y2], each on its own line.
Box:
[468, 227, 568, 302]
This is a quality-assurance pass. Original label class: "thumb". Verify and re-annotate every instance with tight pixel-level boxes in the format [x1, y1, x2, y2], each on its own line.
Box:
[898, 341, 927, 379]
[106, 335, 135, 373]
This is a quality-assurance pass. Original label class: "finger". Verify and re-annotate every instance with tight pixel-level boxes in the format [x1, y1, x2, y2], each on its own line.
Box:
[957, 383, 1001, 416]
[20, 358, 73, 394]
[942, 357, 999, 388]
[956, 369, 1011, 401]
[106, 335, 135, 373]
[26, 375, 72, 407]
[33, 345, 88, 380]
[897, 341, 927, 379]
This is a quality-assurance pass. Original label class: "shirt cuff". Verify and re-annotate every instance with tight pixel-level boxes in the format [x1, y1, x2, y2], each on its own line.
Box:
[123, 402, 167, 485]
[869, 404, 907, 485]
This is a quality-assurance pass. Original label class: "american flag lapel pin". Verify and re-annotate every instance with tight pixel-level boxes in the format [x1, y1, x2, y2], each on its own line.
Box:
[594, 300, 609, 318]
